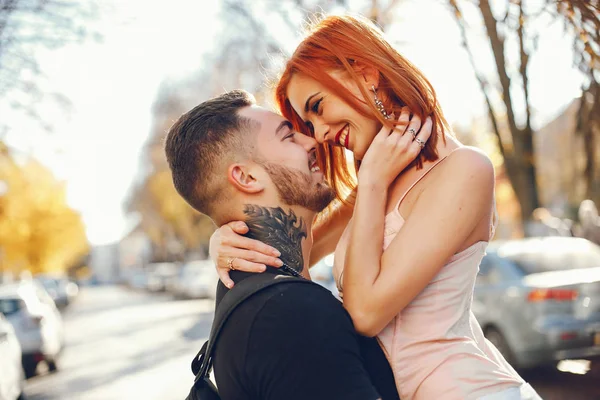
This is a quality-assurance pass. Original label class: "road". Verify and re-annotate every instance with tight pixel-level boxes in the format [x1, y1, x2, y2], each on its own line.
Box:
[22, 285, 600, 400]
[23, 285, 212, 400]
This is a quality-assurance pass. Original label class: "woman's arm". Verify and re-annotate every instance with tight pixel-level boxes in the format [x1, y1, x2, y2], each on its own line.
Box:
[209, 196, 354, 287]
[343, 148, 495, 336]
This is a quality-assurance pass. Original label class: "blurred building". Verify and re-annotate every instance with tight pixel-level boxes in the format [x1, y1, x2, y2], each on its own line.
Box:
[118, 221, 152, 274]
[89, 243, 120, 284]
[534, 99, 589, 216]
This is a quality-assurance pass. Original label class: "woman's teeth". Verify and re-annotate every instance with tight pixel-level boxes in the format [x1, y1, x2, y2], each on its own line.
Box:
[338, 125, 349, 148]
[310, 165, 321, 173]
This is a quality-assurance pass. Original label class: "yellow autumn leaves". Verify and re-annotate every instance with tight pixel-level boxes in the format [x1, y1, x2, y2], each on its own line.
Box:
[0, 143, 88, 275]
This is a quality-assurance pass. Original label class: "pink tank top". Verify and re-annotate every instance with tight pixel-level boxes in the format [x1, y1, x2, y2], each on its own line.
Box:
[333, 156, 524, 400]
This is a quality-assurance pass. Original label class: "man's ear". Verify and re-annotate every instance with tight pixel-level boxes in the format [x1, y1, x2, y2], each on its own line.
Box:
[228, 163, 265, 194]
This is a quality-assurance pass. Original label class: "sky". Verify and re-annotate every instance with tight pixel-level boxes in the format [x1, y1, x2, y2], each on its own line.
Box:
[2, 0, 585, 245]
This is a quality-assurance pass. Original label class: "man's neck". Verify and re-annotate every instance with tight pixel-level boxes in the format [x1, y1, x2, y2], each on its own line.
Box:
[241, 204, 314, 279]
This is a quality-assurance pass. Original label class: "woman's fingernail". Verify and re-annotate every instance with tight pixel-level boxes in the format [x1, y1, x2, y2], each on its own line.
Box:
[226, 282, 233, 289]
[273, 249, 281, 257]
[276, 259, 284, 267]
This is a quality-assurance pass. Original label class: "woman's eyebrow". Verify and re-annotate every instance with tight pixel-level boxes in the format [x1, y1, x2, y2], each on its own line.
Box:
[304, 92, 321, 112]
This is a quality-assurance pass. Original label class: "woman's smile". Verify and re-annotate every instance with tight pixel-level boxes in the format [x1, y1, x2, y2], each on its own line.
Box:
[335, 124, 350, 149]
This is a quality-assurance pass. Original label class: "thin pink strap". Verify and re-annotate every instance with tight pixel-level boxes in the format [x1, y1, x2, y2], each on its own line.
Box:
[393, 155, 451, 211]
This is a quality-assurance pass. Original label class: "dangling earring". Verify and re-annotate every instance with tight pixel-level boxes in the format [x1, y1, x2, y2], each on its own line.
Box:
[371, 85, 390, 120]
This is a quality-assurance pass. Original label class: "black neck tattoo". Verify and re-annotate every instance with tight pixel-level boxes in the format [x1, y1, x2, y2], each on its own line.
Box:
[243, 205, 307, 275]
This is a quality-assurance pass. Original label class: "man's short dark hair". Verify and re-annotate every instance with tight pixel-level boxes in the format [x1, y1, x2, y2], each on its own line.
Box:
[164, 90, 257, 219]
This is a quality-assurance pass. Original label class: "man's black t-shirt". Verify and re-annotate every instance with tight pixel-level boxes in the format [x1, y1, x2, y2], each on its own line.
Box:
[212, 269, 399, 400]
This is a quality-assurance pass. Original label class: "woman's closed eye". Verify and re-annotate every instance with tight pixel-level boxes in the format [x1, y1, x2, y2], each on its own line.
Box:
[284, 132, 295, 141]
[305, 121, 315, 135]
[311, 97, 323, 115]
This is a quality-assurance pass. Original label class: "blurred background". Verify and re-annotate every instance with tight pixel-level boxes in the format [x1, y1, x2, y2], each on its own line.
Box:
[0, 0, 599, 399]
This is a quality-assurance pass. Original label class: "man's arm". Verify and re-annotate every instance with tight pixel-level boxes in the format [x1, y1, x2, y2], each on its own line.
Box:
[244, 283, 381, 400]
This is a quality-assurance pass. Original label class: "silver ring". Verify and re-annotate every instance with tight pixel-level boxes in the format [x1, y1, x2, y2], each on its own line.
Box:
[227, 258, 236, 271]
[415, 138, 426, 149]
[407, 128, 417, 138]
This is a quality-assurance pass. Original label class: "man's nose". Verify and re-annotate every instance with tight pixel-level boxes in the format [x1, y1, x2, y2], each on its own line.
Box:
[296, 132, 318, 152]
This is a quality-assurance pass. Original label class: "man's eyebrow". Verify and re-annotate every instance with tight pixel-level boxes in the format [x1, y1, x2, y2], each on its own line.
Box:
[275, 120, 293, 136]
[304, 92, 321, 113]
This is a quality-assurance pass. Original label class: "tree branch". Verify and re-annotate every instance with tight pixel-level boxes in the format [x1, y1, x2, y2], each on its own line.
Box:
[479, 0, 521, 143]
[517, 0, 532, 133]
[449, 0, 507, 159]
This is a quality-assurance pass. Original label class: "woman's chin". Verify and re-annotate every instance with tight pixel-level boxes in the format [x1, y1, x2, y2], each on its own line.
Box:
[352, 148, 365, 161]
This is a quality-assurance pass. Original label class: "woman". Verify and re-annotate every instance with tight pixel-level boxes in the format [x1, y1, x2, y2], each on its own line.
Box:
[210, 14, 541, 400]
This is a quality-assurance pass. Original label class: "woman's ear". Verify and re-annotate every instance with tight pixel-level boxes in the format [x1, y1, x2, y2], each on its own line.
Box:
[352, 62, 380, 89]
[228, 163, 264, 194]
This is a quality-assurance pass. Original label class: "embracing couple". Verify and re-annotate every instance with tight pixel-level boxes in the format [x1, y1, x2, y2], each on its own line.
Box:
[165, 14, 542, 400]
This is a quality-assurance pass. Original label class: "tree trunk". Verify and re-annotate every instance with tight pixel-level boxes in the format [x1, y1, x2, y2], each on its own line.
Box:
[478, 0, 540, 227]
[503, 152, 539, 226]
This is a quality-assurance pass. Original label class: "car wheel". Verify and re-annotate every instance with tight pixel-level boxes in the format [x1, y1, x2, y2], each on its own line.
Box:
[485, 327, 516, 366]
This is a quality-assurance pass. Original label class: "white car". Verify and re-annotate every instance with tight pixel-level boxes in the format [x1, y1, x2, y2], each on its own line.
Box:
[35, 275, 79, 309]
[172, 260, 219, 299]
[0, 281, 64, 377]
[146, 263, 178, 292]
[0, 312, 25, 400]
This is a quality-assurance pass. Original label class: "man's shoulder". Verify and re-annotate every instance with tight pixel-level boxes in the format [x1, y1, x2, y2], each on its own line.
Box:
[225, 277, 343, 319]
[218, 277, 350, 341]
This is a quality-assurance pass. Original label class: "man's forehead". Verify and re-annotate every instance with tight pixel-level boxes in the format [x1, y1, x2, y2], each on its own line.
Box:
[239, 105, 283, 122]
[238, 105, 288, 135]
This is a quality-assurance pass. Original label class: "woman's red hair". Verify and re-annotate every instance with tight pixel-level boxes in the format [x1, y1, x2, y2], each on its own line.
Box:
[275, 14, 450, 205]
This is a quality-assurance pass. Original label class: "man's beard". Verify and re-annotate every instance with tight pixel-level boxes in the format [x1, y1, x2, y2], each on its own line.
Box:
[261, 162, 335, 212]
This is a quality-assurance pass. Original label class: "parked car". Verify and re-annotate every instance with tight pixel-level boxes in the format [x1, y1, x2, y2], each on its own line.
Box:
[171, 260, 219, 299]
[0, 312, 25, 400]
[35, 275, 79, 309]
[146, 263, 178, 292]
[126, 268, 149, 290]
[0, 281, 64, 377]
[473, 237, 600, 369]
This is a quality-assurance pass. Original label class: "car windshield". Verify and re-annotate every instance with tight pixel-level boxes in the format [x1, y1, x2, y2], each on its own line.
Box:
[498, 238, 600, 274]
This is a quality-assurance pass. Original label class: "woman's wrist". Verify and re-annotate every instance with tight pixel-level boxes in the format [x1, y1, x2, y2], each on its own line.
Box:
[357, 175, 389, 194]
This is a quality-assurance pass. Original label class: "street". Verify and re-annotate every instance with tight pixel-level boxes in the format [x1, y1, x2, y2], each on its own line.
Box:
[22, 285, 600, 400]
[23, 285, 213, 400]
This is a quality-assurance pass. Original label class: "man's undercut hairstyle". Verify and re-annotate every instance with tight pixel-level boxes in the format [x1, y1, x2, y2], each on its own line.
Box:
[164, 90, 258, 218]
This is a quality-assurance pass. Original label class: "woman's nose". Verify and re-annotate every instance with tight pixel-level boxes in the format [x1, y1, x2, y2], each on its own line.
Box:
[313, 123, 330, 144]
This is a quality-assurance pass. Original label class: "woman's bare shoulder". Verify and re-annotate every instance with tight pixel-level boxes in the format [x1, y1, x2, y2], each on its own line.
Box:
[444, 146, 493, 177]
[432, 146, 495, 195]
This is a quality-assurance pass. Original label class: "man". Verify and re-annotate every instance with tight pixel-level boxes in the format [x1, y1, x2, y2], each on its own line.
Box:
[165, 90, 399, 400]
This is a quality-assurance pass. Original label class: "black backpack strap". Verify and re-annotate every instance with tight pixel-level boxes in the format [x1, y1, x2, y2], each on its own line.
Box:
[192, 273, 316, 384]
